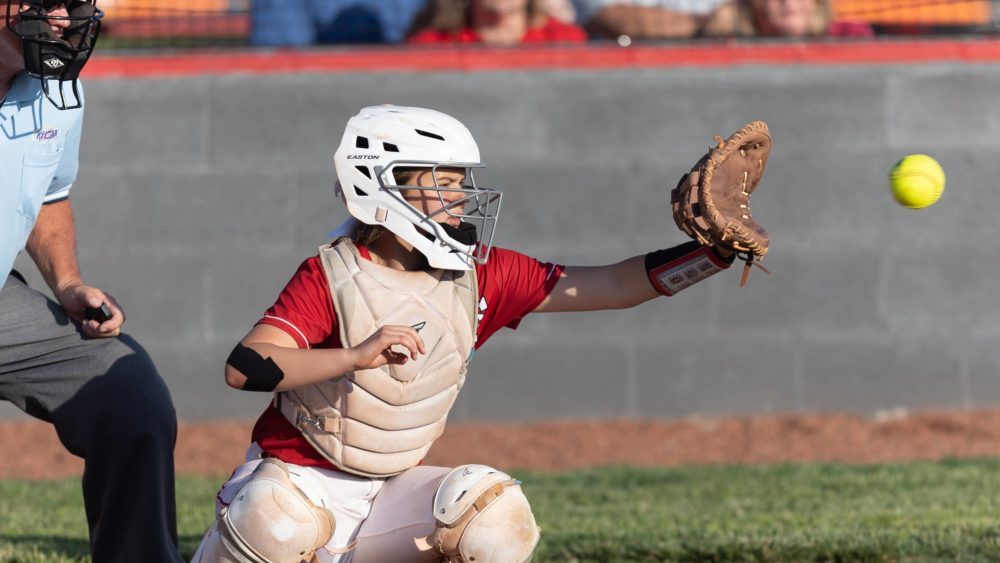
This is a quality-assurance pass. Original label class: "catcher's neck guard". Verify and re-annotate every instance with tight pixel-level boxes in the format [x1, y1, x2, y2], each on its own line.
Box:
[6, 0, 104, 110]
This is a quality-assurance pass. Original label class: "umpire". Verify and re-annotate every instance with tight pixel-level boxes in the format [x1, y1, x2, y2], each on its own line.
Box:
[1, 1, 183, 561]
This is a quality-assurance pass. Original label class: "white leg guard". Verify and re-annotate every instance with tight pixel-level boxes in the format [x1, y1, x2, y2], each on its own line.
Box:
[191, 458, 335, 563]
[430, 465, 540, 563]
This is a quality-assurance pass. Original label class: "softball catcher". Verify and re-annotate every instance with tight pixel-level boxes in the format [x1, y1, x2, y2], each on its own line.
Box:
[191, 107, 770, 563]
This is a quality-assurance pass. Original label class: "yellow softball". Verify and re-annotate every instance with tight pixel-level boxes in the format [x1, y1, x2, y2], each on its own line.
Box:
[889, 154, 945, 209]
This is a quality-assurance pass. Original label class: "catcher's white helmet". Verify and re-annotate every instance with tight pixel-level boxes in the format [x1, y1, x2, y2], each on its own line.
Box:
[333, 105, 502, 271]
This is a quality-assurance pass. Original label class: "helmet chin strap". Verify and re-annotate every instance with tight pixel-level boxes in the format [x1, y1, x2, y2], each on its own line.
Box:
[441, 221, 478, 246]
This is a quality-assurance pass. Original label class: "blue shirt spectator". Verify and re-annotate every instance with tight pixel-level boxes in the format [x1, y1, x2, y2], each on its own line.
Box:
[251, 0, 427, 45]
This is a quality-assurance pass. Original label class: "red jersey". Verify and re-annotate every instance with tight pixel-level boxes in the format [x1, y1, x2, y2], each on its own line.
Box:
[250, 245, 565, 468]
[408, 16, 586, 45]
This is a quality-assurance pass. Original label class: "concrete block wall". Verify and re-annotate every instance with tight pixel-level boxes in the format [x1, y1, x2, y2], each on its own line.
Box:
[9, 62, 1000, 421]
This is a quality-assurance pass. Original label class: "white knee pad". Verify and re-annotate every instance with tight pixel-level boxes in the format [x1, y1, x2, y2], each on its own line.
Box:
[194, 458, 335, 563]
[430, 464, 540, 563]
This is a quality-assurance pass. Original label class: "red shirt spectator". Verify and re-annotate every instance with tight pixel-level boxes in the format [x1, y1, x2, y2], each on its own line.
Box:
[409, 15, 586, 44]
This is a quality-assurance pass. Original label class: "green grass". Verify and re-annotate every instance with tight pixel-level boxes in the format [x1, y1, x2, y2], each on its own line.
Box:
[3, 459, 1000, 562]
[0, 474, 221, 562]
[525, 460, 1000, 562]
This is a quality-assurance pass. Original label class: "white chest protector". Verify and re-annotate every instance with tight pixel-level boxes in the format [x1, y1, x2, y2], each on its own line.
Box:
[277, 239, 478, 478]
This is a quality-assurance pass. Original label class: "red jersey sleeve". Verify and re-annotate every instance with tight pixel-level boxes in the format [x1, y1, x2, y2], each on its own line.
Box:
[257, 256, 338, 349]
[475, 247, 564, 346]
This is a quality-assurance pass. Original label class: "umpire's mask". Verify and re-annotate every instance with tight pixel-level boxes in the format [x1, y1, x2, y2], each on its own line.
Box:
[6, 0, 104, 110]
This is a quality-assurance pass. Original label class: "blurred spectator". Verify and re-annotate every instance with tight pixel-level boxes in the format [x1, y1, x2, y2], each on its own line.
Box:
[580, 0, 728, 40]
[408, 0, 587, 45]
[583, 0, 873, 40]
[701, 0, 874, 37]
[250, 0, 425, 46]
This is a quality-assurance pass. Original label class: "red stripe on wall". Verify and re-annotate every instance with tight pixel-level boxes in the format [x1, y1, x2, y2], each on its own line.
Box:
[83, 39, 1000, 79]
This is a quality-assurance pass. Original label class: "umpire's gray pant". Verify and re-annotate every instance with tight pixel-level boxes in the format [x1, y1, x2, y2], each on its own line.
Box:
[0, 272, 183, 563]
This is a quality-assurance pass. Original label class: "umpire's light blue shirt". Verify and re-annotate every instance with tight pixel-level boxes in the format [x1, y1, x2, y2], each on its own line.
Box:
[1, 72, 83, 281]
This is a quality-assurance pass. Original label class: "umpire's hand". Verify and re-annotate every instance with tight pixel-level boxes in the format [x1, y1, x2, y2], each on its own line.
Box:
[57, 283, 125, 338]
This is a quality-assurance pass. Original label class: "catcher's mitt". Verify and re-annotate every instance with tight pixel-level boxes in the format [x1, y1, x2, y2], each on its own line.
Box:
[671, 121, 771, 286]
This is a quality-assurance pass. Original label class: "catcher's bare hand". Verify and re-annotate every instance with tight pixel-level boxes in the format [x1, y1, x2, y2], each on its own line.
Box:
[350, 325, 426, 370]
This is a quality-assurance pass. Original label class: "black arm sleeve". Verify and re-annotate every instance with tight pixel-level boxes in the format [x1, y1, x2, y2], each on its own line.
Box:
[226, 343, 285, 392]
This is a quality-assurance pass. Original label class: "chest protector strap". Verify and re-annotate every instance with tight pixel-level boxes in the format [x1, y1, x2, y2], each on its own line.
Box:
[277, 239, 478, 478]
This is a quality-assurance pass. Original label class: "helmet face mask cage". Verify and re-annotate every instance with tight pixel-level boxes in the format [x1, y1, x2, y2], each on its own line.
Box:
[6, 0, 104, 110]
[379, 161, 502, 266]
